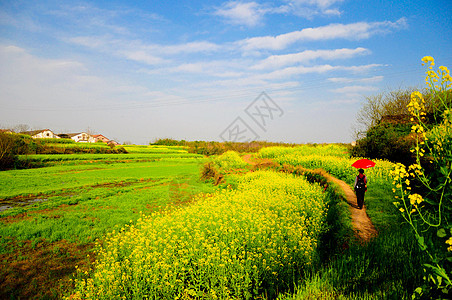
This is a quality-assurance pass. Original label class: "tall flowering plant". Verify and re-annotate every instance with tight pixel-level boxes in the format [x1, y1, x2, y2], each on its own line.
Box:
[391, 57, 452, 298]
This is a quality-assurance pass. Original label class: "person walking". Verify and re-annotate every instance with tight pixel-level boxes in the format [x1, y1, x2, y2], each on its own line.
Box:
[354, 168, 367, 209]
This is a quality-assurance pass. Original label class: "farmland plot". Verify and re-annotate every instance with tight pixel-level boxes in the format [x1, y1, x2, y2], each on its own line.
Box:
[0, 146, 214, 299]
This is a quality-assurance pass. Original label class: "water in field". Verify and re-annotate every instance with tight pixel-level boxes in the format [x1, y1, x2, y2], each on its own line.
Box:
[0, 197, 48, 212]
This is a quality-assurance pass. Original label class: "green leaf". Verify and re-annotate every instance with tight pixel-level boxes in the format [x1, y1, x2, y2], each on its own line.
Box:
[417, 235, 427, 251]
[440, 166, 449, 176]
[437, 228, 447, 238]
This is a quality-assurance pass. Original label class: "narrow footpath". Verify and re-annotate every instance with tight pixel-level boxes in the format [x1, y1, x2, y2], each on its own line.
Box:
[242, 154, 377, 243]
[314, 168, 377, 242]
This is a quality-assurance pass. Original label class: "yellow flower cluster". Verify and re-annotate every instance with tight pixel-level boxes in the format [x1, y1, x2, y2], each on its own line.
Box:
[407, 91, 427, 121]
[390, 163, 409, 194]
[407, 164, 423, 181]
[69, 171, 327, 299]
[422, 56, 434, 66]
[408, 194, 423, 206]
[422, 56, 452, 90]
[390, 163, 426, 213]
[446, 237, 452, 252]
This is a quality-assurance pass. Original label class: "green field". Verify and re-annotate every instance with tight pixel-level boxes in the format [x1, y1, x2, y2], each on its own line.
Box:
[0, 145, 215, 298]
[0, 144, 423, 299]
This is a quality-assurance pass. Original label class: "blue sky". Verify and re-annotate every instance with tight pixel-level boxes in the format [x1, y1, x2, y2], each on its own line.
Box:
[1, 0, 451, 144]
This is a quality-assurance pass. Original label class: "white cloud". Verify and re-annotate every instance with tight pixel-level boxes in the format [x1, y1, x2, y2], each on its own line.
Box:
[119, 50, 168, 65]
[239, 18, 408, 51]
[333, 85, 379, 94]
[258, 63, 382, 80]
[253, 47, 371, 70]
[142, 60, 247, 78]
[328, 75, 384, 83]
[157, 41, 221, 55]
[0, 45, 158, 111]
[212, 0, 345, 26]
[213, 1, 268, 27]
[68, 36, 220, 65]
[282, 0, 344, 18]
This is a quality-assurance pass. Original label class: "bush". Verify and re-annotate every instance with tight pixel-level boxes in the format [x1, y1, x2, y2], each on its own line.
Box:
[0, 132, 42, 169]
[213, 151, 248, 171]
[200, 162, 223, 185]
[351, 123, 414, 164]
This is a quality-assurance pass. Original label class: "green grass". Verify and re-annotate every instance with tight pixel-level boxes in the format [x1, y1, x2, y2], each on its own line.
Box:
[1, 175, 214, 245]
[0, 146, 215, 299]
[0, 159, 205, 200]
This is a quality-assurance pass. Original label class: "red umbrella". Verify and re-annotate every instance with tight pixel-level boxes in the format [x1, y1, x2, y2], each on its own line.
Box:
[352, 158, 376, 169]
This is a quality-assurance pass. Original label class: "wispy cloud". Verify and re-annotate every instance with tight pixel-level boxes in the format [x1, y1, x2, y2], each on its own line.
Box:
[213, 1, 269, 27]
[333, 85, 379, 94]
[68, 36, 221, 65]
[238, 18, 407, 51]
[143, 60, 247, 78]
[328, 75, 384, 83]
[212, 0, 346, 27]
[0, 45, 156, 110]
[257, 63, 382, 80]
[253, 47, 371, 70]
[282, 0, 345, 18]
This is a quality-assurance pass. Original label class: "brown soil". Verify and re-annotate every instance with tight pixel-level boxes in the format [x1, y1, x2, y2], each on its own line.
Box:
[0, 239, 95, 299]
[314, 169, 378, 242]
[242, 153, 377, 243]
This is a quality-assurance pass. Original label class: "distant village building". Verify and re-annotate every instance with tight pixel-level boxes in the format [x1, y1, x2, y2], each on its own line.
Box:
[59, 132, 95, 143]
[21, 129, 60, 139]
[92, 134, 110, 143]
[18, 128, 118, 144]
[108, 140, 120, 146]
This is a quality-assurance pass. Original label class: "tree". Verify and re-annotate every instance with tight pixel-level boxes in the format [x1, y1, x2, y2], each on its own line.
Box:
[12, 124, 30, 133]
[0, 132, 18, 169]
[355, 88, 419, 138]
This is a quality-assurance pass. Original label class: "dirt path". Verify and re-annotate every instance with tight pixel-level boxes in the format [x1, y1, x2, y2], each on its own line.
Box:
[242, 154, 377, 243]
[317, 169, 377, 242]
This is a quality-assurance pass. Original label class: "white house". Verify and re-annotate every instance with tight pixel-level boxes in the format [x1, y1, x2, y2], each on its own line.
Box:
[63, 132, 96, 143]
[21, 129, 60, 139]
[92, 134, 110, 143]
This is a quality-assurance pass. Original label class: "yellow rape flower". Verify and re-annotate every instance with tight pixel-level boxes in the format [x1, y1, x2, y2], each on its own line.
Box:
[422, 56, 434, 66]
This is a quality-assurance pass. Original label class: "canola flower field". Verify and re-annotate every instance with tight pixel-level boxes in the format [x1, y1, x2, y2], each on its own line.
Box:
[259, 145, 395, 186]
[1, 143, 402, 299]
[69, 171, 327, 299]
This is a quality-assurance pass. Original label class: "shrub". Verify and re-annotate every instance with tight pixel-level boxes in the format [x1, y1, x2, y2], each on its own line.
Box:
[213, 151, 248, 171]
[351, 123, 414, 164]
[200, 161, 223, 185]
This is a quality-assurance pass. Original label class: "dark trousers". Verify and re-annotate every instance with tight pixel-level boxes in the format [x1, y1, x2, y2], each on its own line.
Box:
[356, 191, 365, 209]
